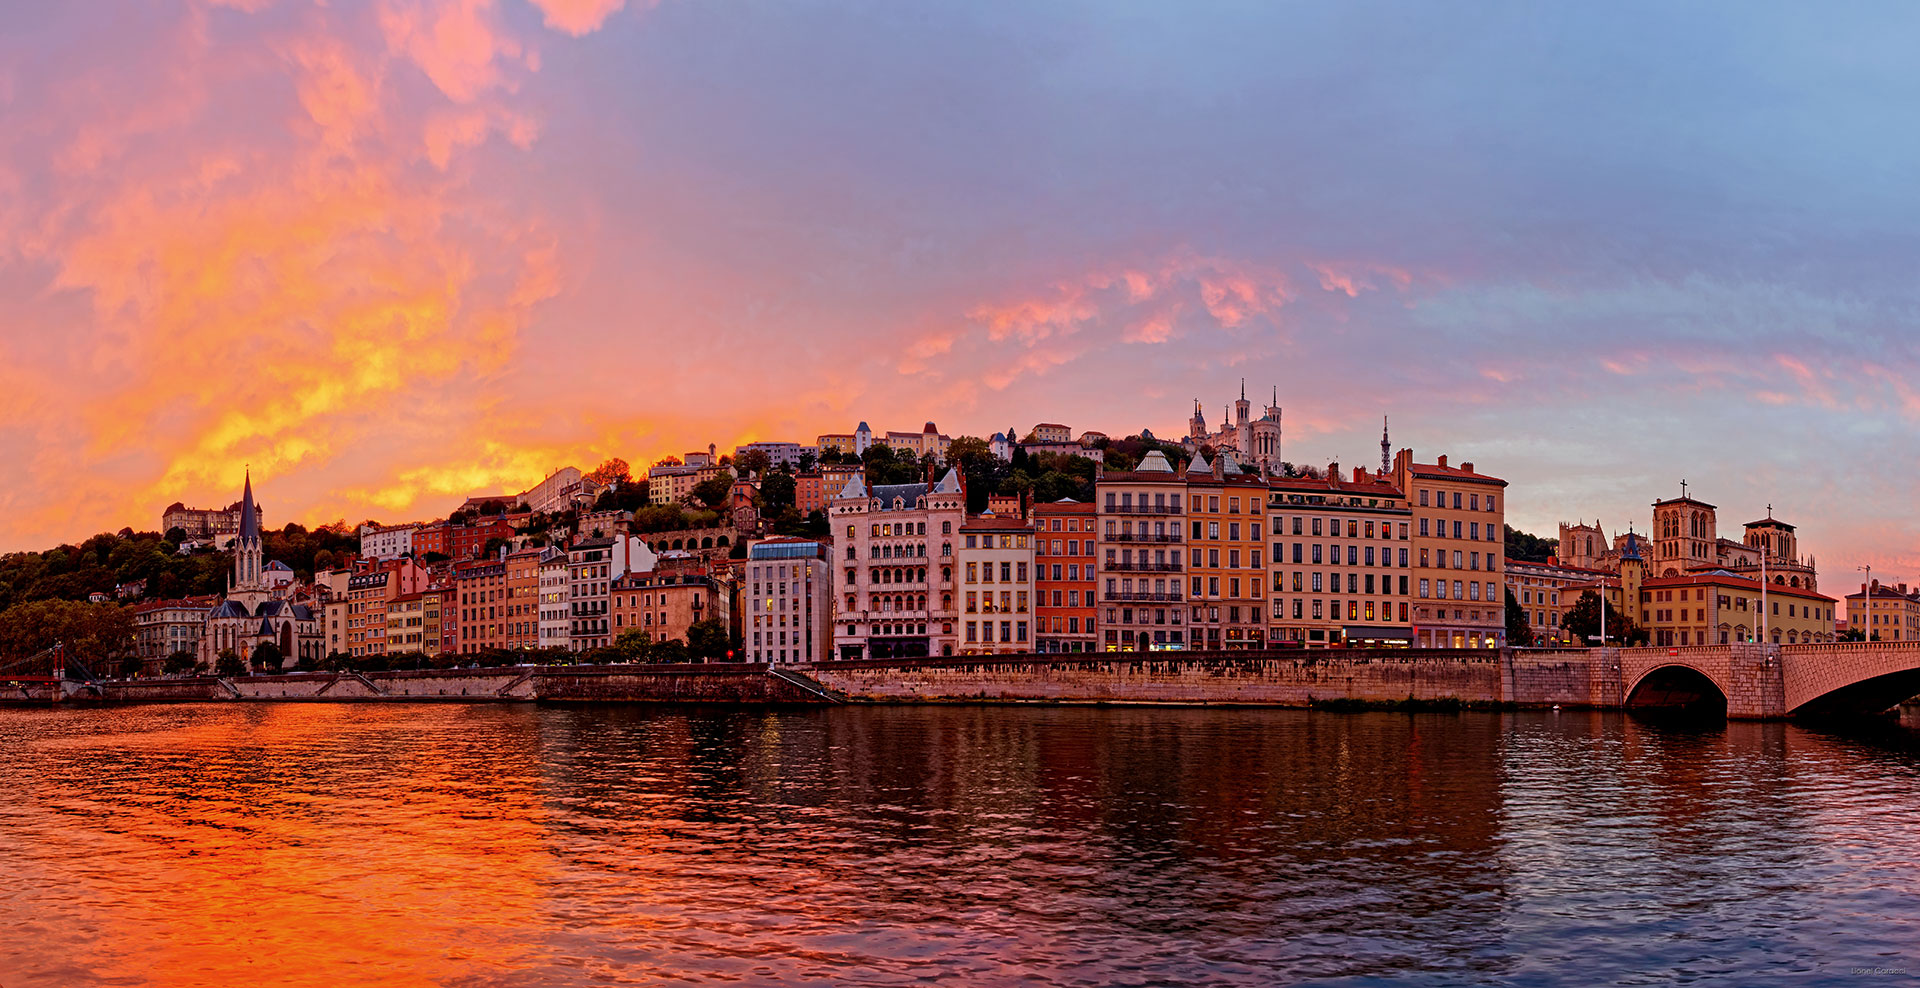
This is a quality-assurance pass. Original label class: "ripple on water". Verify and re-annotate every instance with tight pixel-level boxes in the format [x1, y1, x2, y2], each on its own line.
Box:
[1, 705, 1917, 987]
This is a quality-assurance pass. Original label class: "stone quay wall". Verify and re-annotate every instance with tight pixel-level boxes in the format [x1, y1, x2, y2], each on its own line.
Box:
[19, 664, 830, 706]
[804, 649, 1513, 707]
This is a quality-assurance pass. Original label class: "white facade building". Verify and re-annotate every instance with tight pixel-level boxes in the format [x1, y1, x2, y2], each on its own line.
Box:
[358, 524, 417, 561]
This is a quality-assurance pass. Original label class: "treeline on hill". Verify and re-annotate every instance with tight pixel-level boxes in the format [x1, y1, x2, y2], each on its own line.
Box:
[1504, 526, 1557, 563]
[0, 524, 366, 615]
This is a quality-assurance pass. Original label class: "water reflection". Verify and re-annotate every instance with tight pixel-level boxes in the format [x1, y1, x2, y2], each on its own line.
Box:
[1, 705, 1915, 986]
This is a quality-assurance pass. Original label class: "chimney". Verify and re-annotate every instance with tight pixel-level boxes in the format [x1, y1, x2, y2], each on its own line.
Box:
[1328, 462, 1339, 483]
[1461, 462, 1474, 474]
[1212, 457, 1224, 480]
[1437, 454, 1448, 469]
[1353, 466, 1365, 484]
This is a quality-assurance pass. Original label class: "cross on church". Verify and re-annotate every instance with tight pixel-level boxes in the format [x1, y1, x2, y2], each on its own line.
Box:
[1681, 479, 1688, 499]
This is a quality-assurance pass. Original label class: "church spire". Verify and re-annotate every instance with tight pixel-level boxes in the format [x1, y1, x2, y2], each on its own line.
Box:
[239, 467, 259, 544]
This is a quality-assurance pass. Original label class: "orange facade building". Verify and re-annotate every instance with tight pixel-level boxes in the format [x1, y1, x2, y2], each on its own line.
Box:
[1034, 498, 1097, 652]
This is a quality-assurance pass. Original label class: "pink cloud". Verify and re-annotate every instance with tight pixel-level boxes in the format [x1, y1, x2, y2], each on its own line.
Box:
[529, 0, 637, 36]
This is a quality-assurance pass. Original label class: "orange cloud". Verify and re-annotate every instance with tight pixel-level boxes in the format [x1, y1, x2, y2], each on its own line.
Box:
[0, 0, 637, 547]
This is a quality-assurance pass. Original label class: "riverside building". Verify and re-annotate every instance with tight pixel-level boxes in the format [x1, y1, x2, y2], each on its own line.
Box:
[829, 468, 967, 660]
[1034, 498, 1098, 652]
[1096, 450, 1188, 651]
[1266, 467, 1413, 647]
[1391, 449, 1508, 649]
[746, 537, 831, 663]
[1184, 453, 1268, 649]
[957, 511, 1037, 654]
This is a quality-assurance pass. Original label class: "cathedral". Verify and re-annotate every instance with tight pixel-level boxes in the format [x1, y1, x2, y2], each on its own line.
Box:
[1558, 484, 1818, 592]
[1185, 381, 1283, 476]
[199, 471, 324, 671]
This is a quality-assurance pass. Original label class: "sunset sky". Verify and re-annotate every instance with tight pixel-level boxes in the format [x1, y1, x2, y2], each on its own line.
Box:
[2, 1, 1916, 590]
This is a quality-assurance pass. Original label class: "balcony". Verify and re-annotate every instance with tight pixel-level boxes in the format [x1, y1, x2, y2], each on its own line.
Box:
[1104, 561, 1184, 572]
[1106, 532, 1184, 543]
[1105, 591, 1183, 602]
[1105, 504, 1182, 515]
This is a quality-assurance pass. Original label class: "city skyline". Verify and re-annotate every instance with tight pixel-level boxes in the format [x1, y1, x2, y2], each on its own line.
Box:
[3, 0, 1916, 590]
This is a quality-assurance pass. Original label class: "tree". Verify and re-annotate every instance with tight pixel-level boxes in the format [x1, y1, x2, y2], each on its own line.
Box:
[0, 598, 136, 668]
[482, 536, 511, 558]
[1564, 590, 1641, 646]
[797, 449, 818, 473]
[164, 649, 198, 676]
[615, 629, 653, 663]
[214, 649, 247, 678]
[119, 653, 145, 679]
[687, 619, 730, 661]
[737, 450, 772, 477]
[1505, 526, 1557, 564]
[165, 526, 188, 543]
[587, 458, 633, 487]
[690, 475, 733, 509]
[650, 639, 691, 664]
[1505, 588, 1535, 647]
[760, 471, 796, 514]
[250, 642, 284, 674]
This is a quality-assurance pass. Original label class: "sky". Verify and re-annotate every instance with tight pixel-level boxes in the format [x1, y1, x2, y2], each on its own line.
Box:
[1, 0, 1916, 597]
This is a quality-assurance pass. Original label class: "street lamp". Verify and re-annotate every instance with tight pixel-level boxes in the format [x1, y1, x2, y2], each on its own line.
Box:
[1858, 564, 1871, 642]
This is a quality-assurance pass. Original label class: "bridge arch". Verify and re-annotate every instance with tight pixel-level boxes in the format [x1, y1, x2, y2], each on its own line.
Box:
[1625, 664, 1729, 717]
[1783, 642, 1920, 718]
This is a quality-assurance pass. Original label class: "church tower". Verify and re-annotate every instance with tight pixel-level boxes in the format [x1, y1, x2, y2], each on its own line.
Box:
[1618, 527, 1647, 629]
[232, 469, 263, 592]
[1234, 380, 1252, 456]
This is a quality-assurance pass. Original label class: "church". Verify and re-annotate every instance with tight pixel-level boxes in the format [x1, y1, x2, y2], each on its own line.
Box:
[1184, 381, 1283, 476]
[198, 472, 325, 671]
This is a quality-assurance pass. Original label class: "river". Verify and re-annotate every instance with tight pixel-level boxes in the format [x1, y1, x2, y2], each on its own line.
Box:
[0, 704, 1915, 986]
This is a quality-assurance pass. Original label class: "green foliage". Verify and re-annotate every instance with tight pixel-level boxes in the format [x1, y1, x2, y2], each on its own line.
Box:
[687, 619, 730, 660]
[630, 505, 721, 534]
[261, 523, 362, 582]
[1505, 525, 1557, 564]
[859, 444, 923, 486]
[214, 649, 247, 678]
[1564, 589, 1642, 646]
[481, 536, 511, 558]
[164, 649, 199, 675]
[737, 450, 772, 477]
[250, 642, 284, 674]
[797, 449, 818, 472]
[760, 472, 796, 514]
[690, 475, 734, 509]
[1504, 588, 1535, 647]
[581, 646, 627, 666]
[615, 629, 653, 662]
[0, 598, 136, 666]
[944, 437, 1096, 513]
[649, 639, 691, 664]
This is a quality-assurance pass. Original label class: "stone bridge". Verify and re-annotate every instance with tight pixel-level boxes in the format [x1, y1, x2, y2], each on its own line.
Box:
[1615, 640, 1920, 719]
[801, 641, 1920, 720]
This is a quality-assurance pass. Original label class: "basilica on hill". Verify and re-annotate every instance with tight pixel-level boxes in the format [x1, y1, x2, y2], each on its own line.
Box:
[1184, 381, 1283, 477]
